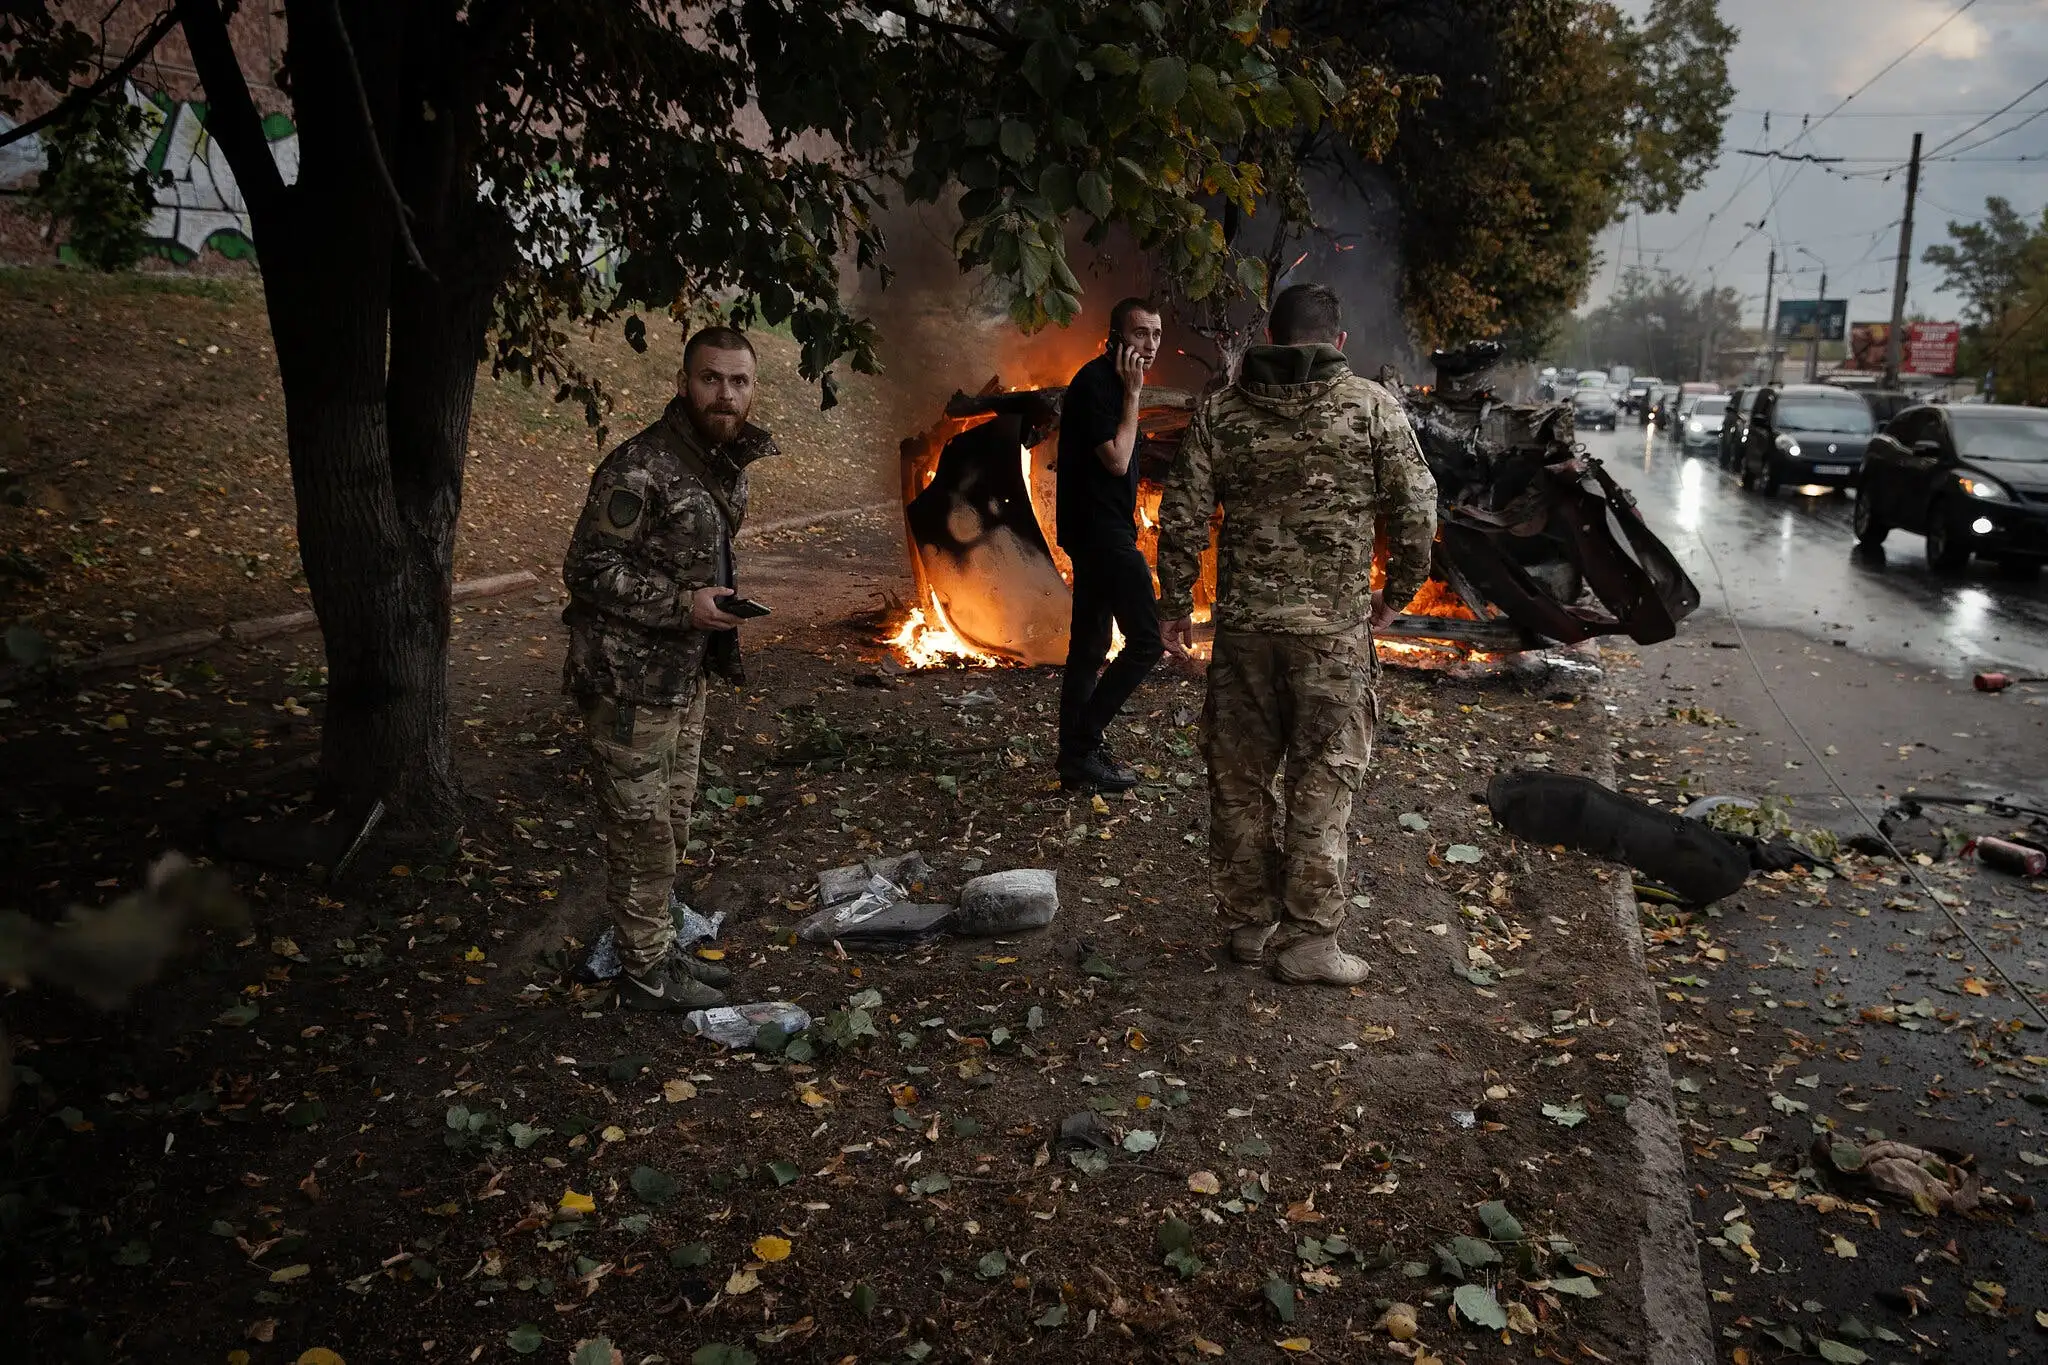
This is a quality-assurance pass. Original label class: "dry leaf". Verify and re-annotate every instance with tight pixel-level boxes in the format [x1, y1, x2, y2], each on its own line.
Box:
[726, 1268, 761, 1295]
[1192, 1338, 1225, 1357]
[1377, 1303, 1418, 1340]
[752, 1234, 792, 1262]
[296, 1352, 346, 1365]
[1960, 978, 1991, 997]
[1187, 1171, 1221, 1195]
[663, 1078, 697, 1102]
[244, 1319, 277, 1342]
[1276, 1339, 1312, 1353]
[599, 1125, 626, 1143]
[558, 1189, 595, 1215]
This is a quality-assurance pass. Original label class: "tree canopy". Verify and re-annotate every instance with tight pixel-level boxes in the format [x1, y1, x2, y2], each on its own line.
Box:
[1287, 0, 1735, 351]
[1924, 197, 2048, 401]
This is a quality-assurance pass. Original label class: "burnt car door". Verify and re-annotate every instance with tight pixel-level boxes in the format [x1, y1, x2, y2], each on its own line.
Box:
[1859, 408, 1914, 527]
[1895, 408, 1956, 534]
[1742, 388, 1776, 480]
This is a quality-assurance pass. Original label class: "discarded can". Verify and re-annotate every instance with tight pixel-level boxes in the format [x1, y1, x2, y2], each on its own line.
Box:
[684, 1001, 811, 1048]
[1970, 837, 2047, 877]
[1974, 672, 2046, 692]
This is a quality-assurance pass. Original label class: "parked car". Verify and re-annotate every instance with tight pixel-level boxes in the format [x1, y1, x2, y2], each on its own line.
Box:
[1738, 384, 1875, 493]
[1571, 385, 1619, 431]
[1679, 394, 1729, 458]
[1718, 387, 1755, 468]
[1855, 404, 2048, 573]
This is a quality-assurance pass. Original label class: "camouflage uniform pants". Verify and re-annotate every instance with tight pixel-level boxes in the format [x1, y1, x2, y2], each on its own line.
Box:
[580, 676, 710, 977]
[1202, 627, 1377, 935]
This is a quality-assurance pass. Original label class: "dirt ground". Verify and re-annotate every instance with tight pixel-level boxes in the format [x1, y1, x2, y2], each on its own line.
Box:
[0, 268, 1713, 1365]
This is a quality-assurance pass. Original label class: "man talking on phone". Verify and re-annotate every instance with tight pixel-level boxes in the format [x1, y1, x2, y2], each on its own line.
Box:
[562, 326, 775, 1012]
[1053, 297, 1169, 792]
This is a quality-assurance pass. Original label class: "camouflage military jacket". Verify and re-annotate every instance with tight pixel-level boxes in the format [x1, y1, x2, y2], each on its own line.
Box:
[1156, 344, 1437, 635]
[561, 398, 777, 705]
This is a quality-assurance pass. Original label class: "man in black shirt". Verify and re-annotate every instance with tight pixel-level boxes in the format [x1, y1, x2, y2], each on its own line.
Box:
[1054, 297, 1168, 792]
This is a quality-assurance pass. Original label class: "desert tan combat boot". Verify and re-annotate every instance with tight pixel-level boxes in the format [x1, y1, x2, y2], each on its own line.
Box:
[1229, 922, 1280, 965]
[1273, 934, 1371, 987]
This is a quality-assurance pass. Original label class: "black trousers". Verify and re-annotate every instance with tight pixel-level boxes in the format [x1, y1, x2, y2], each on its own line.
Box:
[1058, 542, 1166, 759]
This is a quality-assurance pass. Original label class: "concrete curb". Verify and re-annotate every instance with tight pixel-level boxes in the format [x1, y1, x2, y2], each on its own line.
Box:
[63, 569, 540, 677]
[738, 500, 896, 542]
[1589, 729, 1714, 1365]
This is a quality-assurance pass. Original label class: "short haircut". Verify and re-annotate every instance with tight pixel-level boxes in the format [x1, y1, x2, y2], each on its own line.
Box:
[1268, 283, 1343, 345]
[683, 325, 756, 371]
[1109, 296, 1161, 340]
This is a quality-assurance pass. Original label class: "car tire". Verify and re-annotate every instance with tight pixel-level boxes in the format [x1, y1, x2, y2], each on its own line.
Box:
[1924, 505, 1971, 572]
[1851, 493, 1887, 547]
[1760, 455, 1782, 496]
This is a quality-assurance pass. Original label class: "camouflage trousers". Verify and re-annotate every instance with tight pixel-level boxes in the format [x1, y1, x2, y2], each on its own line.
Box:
[580, 676, 710, 977]
[1202, 627, 1377, 935]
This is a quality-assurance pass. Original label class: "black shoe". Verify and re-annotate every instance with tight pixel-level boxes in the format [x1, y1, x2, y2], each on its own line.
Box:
[1060, 747, 1139, 793]
[618, 964, 726, 1012]
[668, 942, 733, 988]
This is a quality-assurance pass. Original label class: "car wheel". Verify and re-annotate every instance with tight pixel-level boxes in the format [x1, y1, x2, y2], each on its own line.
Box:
[1760, 454, 1782, 496]
[1851, 492, 1887, 547]
[1924, 505, 1972, 572]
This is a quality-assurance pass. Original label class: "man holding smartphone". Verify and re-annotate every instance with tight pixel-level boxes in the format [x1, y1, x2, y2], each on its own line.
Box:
[562, 326, 775, 1012]
[1053, 297, 1169, 792]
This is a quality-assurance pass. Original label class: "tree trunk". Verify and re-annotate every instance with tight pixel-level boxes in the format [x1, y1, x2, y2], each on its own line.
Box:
[181, 1, 513, 831]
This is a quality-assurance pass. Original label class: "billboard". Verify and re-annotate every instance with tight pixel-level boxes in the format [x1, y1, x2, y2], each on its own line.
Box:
[1775, 298, 1849, 342]
[1845, 321, 1960, 376]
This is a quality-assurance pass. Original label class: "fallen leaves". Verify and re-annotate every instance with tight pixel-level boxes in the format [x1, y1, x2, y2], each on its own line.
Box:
[663, 1078, 698, 1102]
[557, 1189, 595, 1216]
[751, 1234, 792, 1263]
[1187, 1170, 1221, 1195]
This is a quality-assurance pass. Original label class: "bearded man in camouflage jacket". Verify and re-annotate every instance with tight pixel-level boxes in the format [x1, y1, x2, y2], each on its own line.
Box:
[1156, 284, 1437, 986]
[562, 327, 775, 1012]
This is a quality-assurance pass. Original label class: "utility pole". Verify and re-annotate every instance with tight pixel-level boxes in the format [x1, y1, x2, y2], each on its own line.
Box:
[1806, 268, 1827, 383]
[1882, 132, 1922, 389]
[1760, 246, 1777, 384]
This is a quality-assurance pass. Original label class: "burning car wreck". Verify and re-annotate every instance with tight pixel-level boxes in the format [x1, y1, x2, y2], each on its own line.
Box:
[894, 339, 1699, 667]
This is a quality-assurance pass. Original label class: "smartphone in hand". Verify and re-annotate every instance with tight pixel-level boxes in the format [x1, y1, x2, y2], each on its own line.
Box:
[717, 594, 772, 619]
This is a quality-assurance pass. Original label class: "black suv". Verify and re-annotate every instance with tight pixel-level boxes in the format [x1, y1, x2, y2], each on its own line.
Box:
[1855, 404, 2048, 573]
[1739, 384, 1876, 494]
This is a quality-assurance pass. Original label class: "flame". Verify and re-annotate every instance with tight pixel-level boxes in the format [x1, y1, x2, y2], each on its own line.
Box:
[1401, 576, 1484, 620]
[888, 591, 1005, 668]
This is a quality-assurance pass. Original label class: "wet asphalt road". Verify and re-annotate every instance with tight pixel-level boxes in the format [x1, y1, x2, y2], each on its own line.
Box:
[1572, 420, 2048, 1362]
[1583, 421, 2048, 682]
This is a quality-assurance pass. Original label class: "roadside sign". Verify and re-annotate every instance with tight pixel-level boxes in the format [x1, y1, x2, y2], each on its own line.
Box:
[1776, 299, 1848, 342]
[1845, 321, 1959, 375]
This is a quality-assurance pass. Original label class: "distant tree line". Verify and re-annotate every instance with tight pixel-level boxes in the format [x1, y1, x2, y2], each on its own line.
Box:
[1550, 267, 1745, 381]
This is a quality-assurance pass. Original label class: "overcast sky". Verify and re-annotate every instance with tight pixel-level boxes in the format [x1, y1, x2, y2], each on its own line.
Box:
[1586, 0, 2048, 329]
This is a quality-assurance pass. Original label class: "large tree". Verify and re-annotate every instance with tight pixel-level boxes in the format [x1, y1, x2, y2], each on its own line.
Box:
[1554, 265, 1744, 381]
[1278, 0, 1735, 351]
[3, 1, 1357, 826]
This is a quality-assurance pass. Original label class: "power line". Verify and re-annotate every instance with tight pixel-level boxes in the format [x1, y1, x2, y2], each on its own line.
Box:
[1929, 105, 2048, 161]
[1925, 76, 2048, 156]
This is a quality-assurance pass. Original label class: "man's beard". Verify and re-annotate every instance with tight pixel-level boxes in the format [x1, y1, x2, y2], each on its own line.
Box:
[688, 399, 748, 442]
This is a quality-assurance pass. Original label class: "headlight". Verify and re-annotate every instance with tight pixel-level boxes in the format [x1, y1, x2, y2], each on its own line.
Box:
[1687, 420, 1703, 433]
[1774, 434, 1801, 457]
[1959, 475, 2012, 502]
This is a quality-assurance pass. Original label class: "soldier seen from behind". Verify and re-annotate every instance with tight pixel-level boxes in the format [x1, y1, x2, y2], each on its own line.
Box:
[1053, 297, 1170, 792]
[562, 327, 778, 1012]
[1156, 283, 1438, 986]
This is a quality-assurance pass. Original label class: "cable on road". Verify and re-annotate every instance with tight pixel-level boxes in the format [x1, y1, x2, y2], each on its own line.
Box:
[1690, 530, 2048, 1030]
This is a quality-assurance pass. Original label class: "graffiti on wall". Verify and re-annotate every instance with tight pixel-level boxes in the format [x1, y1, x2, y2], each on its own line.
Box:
[0, 82, 299, 263]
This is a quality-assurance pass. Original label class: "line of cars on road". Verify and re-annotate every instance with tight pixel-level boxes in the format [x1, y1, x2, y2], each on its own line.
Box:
[1671, 379, 2048, 576]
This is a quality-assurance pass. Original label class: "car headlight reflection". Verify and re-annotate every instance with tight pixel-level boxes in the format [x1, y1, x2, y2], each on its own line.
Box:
[1959, 475, 2012, 502]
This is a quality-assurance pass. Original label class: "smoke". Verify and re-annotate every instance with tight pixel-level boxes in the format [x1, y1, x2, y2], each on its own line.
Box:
[854, 146, 1423, 412]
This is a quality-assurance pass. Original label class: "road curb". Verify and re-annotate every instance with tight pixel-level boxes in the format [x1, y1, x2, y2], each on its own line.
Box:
[1589, 729, 1714, 1365]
